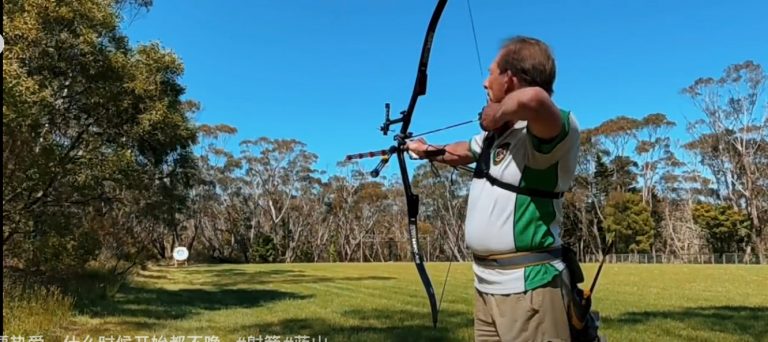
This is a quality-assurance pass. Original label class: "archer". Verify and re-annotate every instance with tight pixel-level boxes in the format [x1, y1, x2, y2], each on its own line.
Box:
[406, 36, 595, 341]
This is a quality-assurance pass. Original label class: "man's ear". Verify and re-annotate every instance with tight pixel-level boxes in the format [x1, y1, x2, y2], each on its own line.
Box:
[503, 71, 516, 94]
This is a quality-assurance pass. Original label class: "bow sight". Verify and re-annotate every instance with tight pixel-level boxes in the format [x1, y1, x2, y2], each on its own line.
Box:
[380, 102, 413, 139]
[368, 103, 415, 178]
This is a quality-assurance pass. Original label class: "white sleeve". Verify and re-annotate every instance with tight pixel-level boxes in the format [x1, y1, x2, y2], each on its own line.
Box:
[469, 132, 487, 162]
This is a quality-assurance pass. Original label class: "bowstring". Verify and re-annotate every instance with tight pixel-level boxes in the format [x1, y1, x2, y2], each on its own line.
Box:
[466, 0, 485, 82]
[437, 0, 485, 315]
[426, 143, 466, 314]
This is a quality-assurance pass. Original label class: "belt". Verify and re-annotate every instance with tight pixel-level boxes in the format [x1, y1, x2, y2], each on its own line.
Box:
[473, 247, 563, 268]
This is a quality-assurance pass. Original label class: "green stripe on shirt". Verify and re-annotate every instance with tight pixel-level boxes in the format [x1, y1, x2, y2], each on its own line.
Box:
[529, 109, 571, 154]
[514, 161, 560, 290]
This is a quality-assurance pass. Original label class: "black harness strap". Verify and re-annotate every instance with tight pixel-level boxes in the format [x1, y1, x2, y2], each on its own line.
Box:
[473, 131, 564, 200]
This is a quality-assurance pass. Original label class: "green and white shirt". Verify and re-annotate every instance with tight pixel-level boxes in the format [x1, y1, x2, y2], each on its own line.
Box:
[466, 109, 580, 294]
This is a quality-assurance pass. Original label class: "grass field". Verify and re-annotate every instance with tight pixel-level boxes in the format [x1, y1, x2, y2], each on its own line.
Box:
[17, 263, 768, 341]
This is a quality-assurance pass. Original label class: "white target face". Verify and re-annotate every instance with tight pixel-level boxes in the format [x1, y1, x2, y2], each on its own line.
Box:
[173, 247, 189, 261]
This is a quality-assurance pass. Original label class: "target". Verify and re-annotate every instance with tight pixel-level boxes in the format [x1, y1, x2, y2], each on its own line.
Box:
[173, 247, 189, 261]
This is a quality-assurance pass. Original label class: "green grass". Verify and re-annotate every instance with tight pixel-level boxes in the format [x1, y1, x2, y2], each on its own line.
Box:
[3, 281, 75, 335]
[7, 263, 767, 341]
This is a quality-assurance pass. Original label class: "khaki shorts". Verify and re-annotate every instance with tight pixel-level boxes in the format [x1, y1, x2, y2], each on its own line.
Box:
[474, 270, 572, 342]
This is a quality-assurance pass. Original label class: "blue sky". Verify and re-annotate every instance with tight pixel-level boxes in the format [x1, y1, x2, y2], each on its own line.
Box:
[123, 0, 766, 177]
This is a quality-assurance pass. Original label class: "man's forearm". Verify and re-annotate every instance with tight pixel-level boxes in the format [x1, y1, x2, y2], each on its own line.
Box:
[425, 141, 475, 166]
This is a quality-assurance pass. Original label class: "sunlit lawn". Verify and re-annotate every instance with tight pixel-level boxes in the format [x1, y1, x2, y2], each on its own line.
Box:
[49, 263, 768, 341]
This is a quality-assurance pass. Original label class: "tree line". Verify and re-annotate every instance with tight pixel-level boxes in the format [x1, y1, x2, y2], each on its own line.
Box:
[3, 0, 767, 288]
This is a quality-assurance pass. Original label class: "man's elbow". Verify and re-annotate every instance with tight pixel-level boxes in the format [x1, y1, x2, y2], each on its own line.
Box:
[518, 87, 552, 113]
[521, 87, 562, 139]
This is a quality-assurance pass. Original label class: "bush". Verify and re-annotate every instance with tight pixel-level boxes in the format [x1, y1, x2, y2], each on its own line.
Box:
[251, 233, 278, 263]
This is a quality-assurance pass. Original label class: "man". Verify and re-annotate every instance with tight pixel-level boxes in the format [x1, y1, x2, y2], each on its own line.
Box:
[406, 36, 581, 341]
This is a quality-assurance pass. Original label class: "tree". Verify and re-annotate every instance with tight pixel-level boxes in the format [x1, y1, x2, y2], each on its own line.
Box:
[3, 0, 198, 276]
[560, 129, 608, 258]
[682, 60, 767, 263]
[240, 137, 320, 262]
[603, 192, 655, 253]
[414, 162, 472, 262]
[691, 204, 751, 256]
[633, 113, 678, 209]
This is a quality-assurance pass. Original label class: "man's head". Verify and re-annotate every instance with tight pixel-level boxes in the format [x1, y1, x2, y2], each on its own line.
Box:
[484, 36, 556, 103]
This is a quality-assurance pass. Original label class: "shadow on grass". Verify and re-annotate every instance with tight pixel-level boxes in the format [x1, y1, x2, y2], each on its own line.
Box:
[73, 266, 402, 333]
[75, 285, 310, 321]
[242, 307, 471, 342]
[609, 305, 768, 341]
[74, 267, 390, 321]
[158, 267, 396, 288]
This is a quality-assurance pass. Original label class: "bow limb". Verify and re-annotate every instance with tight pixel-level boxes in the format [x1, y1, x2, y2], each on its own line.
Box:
[397, 150, 439, 328]
[398, 0, 448, 134]
[395, 0, 448, 328]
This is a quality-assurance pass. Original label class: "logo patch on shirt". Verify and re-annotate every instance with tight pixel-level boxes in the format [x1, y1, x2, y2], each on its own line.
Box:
[493, 142, 511, 165]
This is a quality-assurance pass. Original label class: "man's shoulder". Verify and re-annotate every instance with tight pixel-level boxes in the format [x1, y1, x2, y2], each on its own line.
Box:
[562, 109, 581, 135]
[525, 108, 579, 155]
